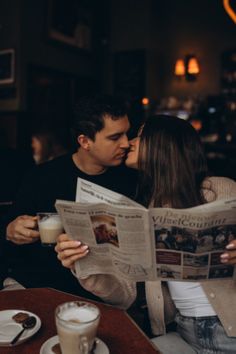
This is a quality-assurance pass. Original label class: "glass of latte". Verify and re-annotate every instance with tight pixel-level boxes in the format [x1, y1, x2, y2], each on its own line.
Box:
[37, 213, 63, 246]
[55, 301, 100, 354]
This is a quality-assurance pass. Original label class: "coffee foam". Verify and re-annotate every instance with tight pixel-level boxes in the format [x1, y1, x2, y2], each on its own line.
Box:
[60, 307, 98, 323]
[39, 216, 62, 229]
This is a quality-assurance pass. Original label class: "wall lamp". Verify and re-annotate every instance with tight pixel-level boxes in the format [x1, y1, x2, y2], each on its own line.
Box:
[174, 55, 200, 81]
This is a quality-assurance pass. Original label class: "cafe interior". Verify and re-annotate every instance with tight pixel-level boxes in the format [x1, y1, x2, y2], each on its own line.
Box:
[0, 1, 236, 353]
[1, 0, 236, 177]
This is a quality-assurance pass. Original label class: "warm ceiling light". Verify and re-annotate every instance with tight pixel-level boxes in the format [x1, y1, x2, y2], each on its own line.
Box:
[142, 97, 149, 105]
[187, 56, 200, 75]
[174, 59, 185, 76]
[191, 119, 202, 131]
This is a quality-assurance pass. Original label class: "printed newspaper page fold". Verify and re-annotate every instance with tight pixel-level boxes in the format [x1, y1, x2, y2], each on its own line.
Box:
[55, 199, 156, 281]
[76, 178, 142, 207]
[56, 178, 236, 282]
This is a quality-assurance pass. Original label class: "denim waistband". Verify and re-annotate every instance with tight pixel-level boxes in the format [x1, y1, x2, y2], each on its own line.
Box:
[177, 313, 219, 321]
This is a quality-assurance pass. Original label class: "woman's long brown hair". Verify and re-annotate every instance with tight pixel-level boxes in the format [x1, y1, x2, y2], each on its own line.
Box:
[136, 115, 209, 208]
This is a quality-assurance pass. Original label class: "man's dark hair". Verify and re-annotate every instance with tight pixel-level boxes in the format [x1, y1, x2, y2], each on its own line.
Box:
[72, 94, 128, 142]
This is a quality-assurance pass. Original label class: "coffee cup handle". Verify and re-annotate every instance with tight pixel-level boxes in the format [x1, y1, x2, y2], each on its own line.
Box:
[79, 336, 89, 354]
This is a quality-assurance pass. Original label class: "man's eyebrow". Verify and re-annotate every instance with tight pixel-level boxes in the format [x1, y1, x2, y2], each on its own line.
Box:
[105, 123, 130, 138]
[107, 132, 123, 138]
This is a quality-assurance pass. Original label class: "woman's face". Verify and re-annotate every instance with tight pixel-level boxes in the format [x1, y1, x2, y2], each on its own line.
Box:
[125, 136, 140, 169]
[31, 136, 43, 164]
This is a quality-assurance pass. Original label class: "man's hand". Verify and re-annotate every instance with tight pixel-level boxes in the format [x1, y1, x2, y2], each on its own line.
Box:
[221, 240, 236, 265]
[6, 215, 40, 245]
[55, 233, 89, 270]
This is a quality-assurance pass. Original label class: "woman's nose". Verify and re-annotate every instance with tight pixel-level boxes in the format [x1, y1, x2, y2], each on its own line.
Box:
[129, 137, 138, 145]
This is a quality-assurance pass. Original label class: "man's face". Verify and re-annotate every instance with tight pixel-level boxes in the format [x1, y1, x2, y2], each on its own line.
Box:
[88, 115, 130, 167]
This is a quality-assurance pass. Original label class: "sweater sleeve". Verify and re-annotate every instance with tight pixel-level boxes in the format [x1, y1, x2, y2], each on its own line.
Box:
[77, 274, 136, 309]
[202, 176, 236, 202]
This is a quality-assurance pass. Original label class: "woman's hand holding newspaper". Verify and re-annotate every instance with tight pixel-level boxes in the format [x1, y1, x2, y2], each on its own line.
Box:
[221, 240, 236, 265]
[55, 234, 89, 270]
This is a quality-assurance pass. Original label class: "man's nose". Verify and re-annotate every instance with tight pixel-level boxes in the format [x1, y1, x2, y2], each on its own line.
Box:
[120, 135, 130, 148]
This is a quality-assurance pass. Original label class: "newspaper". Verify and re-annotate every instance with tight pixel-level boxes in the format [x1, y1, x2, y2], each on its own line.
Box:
[55, 178, 236, 282]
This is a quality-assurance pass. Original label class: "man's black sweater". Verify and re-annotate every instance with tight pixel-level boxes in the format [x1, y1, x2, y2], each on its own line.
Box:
[1, 154, 137, 297]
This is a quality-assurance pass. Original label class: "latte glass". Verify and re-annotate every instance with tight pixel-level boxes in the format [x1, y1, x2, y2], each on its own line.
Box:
[55, 301, 100, 354]
[37, 212, 63, 246]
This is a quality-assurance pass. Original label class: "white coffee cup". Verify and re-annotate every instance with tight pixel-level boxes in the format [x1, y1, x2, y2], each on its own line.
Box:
[37, 213, 63, 246]
[55, 301, 100, 354]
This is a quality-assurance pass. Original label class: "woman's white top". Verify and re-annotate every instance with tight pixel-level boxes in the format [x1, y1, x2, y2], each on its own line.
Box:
[168, 281, 216, 317]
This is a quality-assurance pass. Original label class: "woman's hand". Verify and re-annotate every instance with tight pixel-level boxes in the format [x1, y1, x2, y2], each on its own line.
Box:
[55, 233, 89, 270]
[220, 240, 236, 265]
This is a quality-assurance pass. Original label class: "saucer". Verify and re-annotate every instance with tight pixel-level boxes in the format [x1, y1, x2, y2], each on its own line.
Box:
[0, 309, 41, 346]
[40, 335, 109, 354]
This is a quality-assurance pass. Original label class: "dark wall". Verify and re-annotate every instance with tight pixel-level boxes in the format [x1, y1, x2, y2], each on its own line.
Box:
[0, 0, 109, 148]
[110, 0, 236, 100]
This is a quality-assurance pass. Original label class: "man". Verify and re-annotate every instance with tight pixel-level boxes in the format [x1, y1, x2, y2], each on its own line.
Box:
[2, 95, 137, 295]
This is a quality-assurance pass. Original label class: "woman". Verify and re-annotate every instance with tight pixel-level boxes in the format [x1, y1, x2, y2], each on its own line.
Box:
[55, 115, 236, 353]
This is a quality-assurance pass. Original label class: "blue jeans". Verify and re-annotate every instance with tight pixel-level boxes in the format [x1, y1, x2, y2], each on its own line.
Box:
[175, 313, 236, 354]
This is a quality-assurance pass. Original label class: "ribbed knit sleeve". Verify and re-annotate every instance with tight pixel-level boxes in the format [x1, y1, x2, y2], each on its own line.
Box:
[78, 274, 136, 309]
[202, 176, 236, 201]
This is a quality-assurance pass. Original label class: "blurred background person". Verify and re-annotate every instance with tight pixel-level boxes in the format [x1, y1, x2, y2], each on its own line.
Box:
[31, 120, 70, 165]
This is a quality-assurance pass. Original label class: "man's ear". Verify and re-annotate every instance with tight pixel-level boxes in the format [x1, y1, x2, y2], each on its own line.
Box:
[77, 135, 91, 151]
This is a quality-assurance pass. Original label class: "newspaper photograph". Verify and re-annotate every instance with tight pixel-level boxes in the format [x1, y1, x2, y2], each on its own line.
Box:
[55, 179, 236, 282]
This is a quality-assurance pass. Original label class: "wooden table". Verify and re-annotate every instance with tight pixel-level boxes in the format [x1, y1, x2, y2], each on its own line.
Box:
[0, 288, 160, 353]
